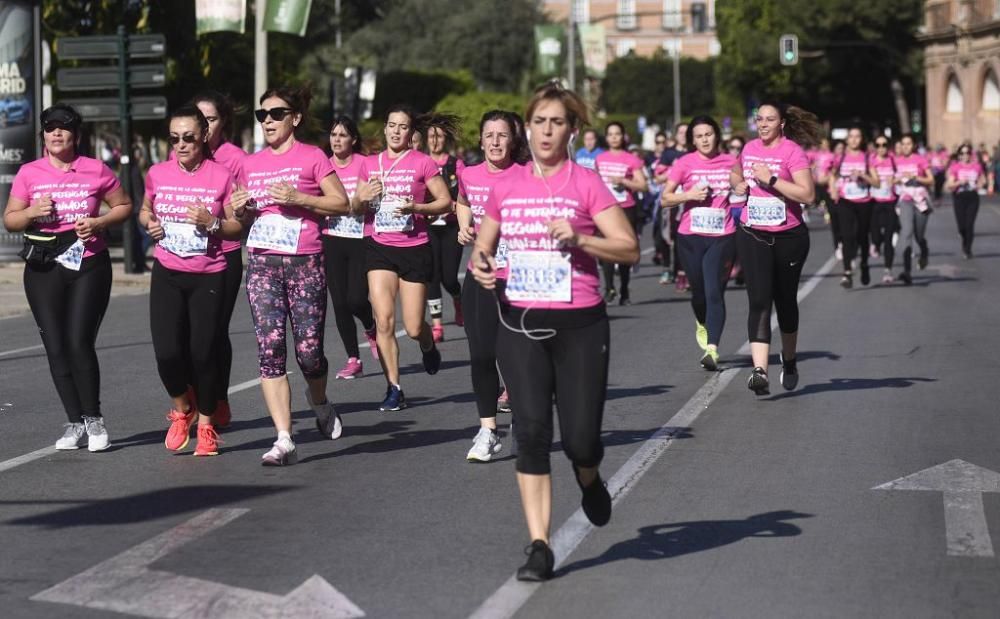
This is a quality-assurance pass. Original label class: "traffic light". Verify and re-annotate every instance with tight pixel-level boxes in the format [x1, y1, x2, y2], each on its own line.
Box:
[779, 34, 799, 66]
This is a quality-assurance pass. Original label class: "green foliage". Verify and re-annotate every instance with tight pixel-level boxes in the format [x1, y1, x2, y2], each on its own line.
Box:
[372, 70, 475, 120]
[434, 91, 528, 149]
[600, 53, 716, 126]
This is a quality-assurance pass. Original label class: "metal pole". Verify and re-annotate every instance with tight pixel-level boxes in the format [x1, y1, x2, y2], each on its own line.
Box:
[254, 0, 268, 151]
[335, 0, 342, 49]
[567, 4, 575, 90]
[672, 47, 681, 128]
[116, 25, 136, 274]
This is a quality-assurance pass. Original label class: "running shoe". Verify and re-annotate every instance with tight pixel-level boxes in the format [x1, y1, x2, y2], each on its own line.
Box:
[335, 357, 363, 380]
[82, 415, 110, 452]
[306, 388, 343, 440]
[213, 401, 232, 429]
[194, 424, 221, 456]
[881, 270, 894, 285]
[604, 288, 618, 304]
[497, 389, 512, 414]
[747, 367, 770, 396]
[516, 540, 555, 582]
[840, 273, 853, 289]
[897, 271, 913, 286]
[695, 322, 708, 351]
[675, 273, 689, 292]
[379, 385, 406, 412]
[165, 408, 197, 451]
[700, 349, 719, 371]
[364, 326, 379, 361]
[918, 252, 928, 270]
[422, 342, 442, 375]
[619, 296, 631, 306]
[870, 246, 880, 259]
[466, 427, 502, 462]
[962, 250, 972, 260]
[432, 324, 444, 343]
[453, 296, 464, 327]
[55, 423, 86, 450]
[658, 271, 672, 286]
[261, 436, 297, 466]
[860, 264, 871, 286]
[835, 243, 843, 261]
[577, 470, 612, 527]
[779, 353, 799, 391]
[729, 263, 742, 281]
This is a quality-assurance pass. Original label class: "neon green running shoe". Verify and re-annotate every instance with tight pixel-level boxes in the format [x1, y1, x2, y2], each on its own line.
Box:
[695, 322, 708, 351]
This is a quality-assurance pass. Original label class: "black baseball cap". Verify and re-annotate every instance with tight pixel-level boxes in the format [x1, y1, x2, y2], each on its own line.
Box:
[40, 104, 82, 132]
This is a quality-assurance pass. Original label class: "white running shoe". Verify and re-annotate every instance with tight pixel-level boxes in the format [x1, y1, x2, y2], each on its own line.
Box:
[83, 416, 110, 452]
[466, 427, 502, 462]
[261, 437, 298, 466]
[305, 389, 343, 440]
[55, 423, 86, 450]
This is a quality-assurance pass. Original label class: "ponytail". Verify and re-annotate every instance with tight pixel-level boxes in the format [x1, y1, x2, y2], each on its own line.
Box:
[761, 101, 824, 149]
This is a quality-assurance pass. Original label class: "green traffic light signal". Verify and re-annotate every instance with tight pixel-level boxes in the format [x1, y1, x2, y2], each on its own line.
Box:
[779, 34, 798, 66]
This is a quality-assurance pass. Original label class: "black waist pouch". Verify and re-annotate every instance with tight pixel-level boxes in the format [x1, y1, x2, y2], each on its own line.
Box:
[18, 229, 80, 265]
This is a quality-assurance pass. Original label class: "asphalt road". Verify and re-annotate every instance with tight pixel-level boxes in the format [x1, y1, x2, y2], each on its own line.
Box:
[1, 199, 999, 618]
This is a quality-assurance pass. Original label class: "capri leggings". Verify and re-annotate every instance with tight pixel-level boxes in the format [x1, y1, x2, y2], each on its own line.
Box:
[23, 251, 112, 423]
[322, 235, 374, 358]
[497, 309, 609, 475]
[736, 225, 810, 344]
[216, 249, 243, 402]
[870, 201, 899, 270]
[150, 261, 224, 415]
[837, 199, 873, 271]
[462, 273, 506, 419]
[676, 233, 736, 347]
[245, 253, 329, 380]
[427, 221, 463, 319]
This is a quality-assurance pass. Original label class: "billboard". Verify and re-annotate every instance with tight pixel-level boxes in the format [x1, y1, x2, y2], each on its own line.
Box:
[0, 1, 39, 229]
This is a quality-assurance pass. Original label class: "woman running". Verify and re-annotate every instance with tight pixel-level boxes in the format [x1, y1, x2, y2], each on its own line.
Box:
[455, 110, 525, 462]
[824, 140, 846, 259]
[594, 122, 647, 305]
[4, 103, 131, 451]
[353, 105, 451, 412]
[189, 90, 246, 428]
[945, 143, 987, 259]
[323, 115, 378, 380]
[140, 105, 243, 456]
[829, 126, 879, 288]
[893, 134, 934, 285]
[730, 102, 820, 396]
[471, 82, 639, 581]
[869, 136, 900, 284]
[661, 116, 737, 371]
[424, 114, 466, 342]
[230, 86, 351, 465]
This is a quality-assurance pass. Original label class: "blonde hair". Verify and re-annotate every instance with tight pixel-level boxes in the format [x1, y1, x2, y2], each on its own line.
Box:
[525, 80, 590, 130]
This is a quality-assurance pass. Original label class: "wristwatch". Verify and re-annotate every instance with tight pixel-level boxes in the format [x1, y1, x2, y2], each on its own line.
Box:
[207, 216, 221, 234]
[768, 175, 778, 188]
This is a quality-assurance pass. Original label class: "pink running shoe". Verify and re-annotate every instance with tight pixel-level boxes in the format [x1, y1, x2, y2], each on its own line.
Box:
[675, 272, 690, 292]
[497, 389, 512, 414]
[335, 357, 363, 380]
[432, 324, 445, 343]
[364, 326, 379, 361]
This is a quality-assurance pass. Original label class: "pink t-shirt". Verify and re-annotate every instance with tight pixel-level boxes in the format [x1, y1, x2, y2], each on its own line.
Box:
[739, 137, 811, 232]
[667, 151, 737, 236]
[894, 154, 930, 202]
[145, 159, 233, 273]
[484, 162, 617, 311]
[809, 150, 835, 182]
[832, 151, 871, 203]
[929, 150, 949, 172]
[359, 150, 441, 248]
[430, 153, 465, 224]
[211, 142, 247, 254]
[870, 155, 897, 203]
[457, 161, 524, 278]
[323, 153, 368, 238]
[594, 150, 644, 208]
[10, 156, 121, 258]
[947, 161, 984, 191]
[239, 141, 335, 256]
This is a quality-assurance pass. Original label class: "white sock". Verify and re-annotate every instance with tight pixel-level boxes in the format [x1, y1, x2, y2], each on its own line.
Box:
[277, 431, 292, 443]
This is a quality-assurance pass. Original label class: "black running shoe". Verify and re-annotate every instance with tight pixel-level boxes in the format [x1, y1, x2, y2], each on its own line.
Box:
[840, 273, 853, 289]
[516, 540, 555, 582]
[897, 271, 913, 286]
[619, 296, 631, 306]
[422, 343, 441, 375]
[748, 367, 770, 396]
[918, 252, 928, 270]
[578, 472, 612, 527]
[779, 354, 799, 391]
[603, 288, 618, 304]
[860, 264, 870, 286]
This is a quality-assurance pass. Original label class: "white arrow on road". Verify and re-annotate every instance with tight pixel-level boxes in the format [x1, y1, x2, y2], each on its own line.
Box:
[31, 508, 365, 618]
[874, 459, 1000, 557]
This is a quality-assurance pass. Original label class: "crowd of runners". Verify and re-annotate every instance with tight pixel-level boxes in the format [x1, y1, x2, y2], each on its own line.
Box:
[4, 81, 995, 581]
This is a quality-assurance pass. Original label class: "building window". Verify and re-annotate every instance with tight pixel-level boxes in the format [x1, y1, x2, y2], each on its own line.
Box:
[617, 0, 637, 30]
[983, 70, 1000, 111]
[616, 38, 637, 57]
[662, 38, 682, 57]
[691, 2, 707, 32]
[662, 0, 682, 30]
[572, 0, 589, 25]
[946, 75, 964, 113]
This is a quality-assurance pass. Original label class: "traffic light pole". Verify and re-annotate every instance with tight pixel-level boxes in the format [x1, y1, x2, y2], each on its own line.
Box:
[116, 25, 137, 274]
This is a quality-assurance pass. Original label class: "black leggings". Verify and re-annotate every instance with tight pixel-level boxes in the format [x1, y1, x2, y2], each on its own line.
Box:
[870, 202, 899, 270]
[602, 205, 639, 296]
[837, 199, 873, 271]
[497, 309, 609, 475]
[736, 225, 810, 344]
[462, 273, 505, 419]
[323, 235, 374, 358]
[216, 249, 243, 402]
[24, 251, 112, 423]
[427, 221, 463, 319]
[150, 261, 224, 415]
[953, 191, 980, 254]
[677, 234, 736, 347]
[827, 198, 843, 249]
[652, 204, 670, 267]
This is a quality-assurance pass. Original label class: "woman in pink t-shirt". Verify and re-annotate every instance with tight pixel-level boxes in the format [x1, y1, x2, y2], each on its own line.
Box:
[139, 105, 244, 457]
[229, 86, 351, 465]
[869, 137, 900, 284]
[471, 83, 639, 581]
[594, 122, 648, 304]
[351, 105, 452, 412]
[893, 134, 935, 284]
[661, 116, 737, 371]
[4, 104, 131, 451]
[828, 126, 880, 288]
[945, 143, 987, 258]
[729, 102, 821, 396]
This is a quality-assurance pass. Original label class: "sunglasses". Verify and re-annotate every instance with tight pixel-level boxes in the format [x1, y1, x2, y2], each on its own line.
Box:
[875, 142, 888, 147]
[168, 134, 199, 145]
[254, 107, 293, 123]
[43, 122, 71, 133]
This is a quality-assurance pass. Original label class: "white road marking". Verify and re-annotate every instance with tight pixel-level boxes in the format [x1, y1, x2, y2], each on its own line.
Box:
[0, 343, 44, 358]
[469, 253, 838, 619]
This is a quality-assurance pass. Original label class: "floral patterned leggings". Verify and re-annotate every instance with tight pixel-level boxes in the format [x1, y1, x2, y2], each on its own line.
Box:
[246, 253, 328, 380]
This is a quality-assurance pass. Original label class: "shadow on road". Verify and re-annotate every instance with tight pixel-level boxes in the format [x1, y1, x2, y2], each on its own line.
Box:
[556, 510, 812, 577]
[765, 376, 937, 401]
[726, 350, 842, 370]
[606, 384, 673, 401]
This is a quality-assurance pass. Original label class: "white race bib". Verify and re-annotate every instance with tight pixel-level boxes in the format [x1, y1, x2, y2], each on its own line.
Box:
[161, 222, 209, 257]
[326, 214, 365, 239]
[55, 239, 85, 271]
[870, 184, 892, 200]
[495, 240, 509, 268]
[746, 195, 787, 227]
[842, 181, 868, 200]
[506, 251, 572, 303]
[247, 214, 301, 253]
[374, 195, 414, 233]
[688, 207, 727, 235]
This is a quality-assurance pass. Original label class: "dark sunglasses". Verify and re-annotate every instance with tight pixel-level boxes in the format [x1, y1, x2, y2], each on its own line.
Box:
[254, 107, 293, 123]
[43, 122, 71, 133]
[168, 134, 198, 145]
[875, 142, 889, 147]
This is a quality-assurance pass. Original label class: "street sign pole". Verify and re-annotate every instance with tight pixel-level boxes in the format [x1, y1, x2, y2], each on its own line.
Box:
[116, 26, 137, 274]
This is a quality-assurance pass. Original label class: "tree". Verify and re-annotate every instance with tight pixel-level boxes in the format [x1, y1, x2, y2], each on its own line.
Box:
[600, 53, 716, 126]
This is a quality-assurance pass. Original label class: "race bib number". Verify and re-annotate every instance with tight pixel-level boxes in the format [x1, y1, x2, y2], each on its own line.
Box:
[870, 184, 892, 200]
[688, 207, 727, 235]
[55, 239, 85, 271]
[506, 251, 572, 303]
[374, 195, 414, 233]
[606, 183, 628, 203]
[495, 240, 509, 269]
[746, 196, 787, 227]
[843, 181, 868, 200]
[326, 214, 365, 239]
[161, 222, 209, 257]
[247, 214, 301, 253]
